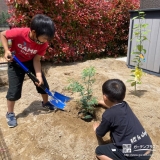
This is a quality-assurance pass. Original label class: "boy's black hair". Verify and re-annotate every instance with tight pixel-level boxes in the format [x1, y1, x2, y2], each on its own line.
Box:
[30, 14, 55, 40]
[102, 79, 126, 103]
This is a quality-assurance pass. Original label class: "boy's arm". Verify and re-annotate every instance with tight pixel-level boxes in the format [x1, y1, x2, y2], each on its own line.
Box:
[93, 121, 100, 131]
[93, 116, 110, 137]
[33, 54, 43, 86]
[93, 121, 111, 145]
[93, 122, 104, 144]
[0, 31, 12, 61]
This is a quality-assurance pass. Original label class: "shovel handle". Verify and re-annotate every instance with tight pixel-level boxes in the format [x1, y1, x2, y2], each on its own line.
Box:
[10, 52, 67, 110]
[11, 52, 46, 90]
[25, 71, 47, 91]
[11, 52, 29, 72]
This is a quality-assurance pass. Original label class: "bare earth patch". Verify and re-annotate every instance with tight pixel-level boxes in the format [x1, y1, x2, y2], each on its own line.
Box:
[0, 58, 159, 160]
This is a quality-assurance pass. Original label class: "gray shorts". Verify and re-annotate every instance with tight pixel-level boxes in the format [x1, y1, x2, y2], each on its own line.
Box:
[6, 60, 49, 101]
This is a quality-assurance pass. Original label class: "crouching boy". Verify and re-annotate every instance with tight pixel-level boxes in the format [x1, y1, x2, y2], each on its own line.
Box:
[93, 79, 152, 160]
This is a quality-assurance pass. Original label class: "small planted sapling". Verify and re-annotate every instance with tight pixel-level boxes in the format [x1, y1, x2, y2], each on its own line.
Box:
[128, 11, 150, 92]
[67, 66, 98, 121]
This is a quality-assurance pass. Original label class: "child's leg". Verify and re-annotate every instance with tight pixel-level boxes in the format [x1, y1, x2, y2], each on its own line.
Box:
[28, 62, 55, 109]
[35, 71, 50, 103]
[95, 143, 127, 160]
[41, 94, 48, 104]
[126, 151, 152, 160]
[96, 144, 152, 160]
[6, 62, 25, 127]
[27, 61, 49, 101]
[6, 62, 25, 107]
[38, 75, 55, 110]
[96, 155, 113, 160]
[7, 100, 15, 113]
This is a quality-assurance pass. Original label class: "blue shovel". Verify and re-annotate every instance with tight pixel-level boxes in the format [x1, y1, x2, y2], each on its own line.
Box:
[11, 52, 71, 110]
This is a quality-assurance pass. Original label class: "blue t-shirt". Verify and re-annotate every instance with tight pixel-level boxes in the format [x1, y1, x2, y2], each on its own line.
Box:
[96, 101, 152, 156]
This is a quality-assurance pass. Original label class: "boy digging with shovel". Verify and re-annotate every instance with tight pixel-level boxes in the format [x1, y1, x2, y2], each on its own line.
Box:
[0, 14, 55, 128]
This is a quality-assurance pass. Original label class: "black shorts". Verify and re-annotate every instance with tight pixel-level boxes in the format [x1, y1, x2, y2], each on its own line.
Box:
[6, 60, 49, 101]
[95, 143, 152, 160]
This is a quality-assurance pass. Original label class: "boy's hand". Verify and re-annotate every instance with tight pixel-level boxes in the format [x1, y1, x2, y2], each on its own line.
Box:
[4, 50, 13, 62]
[98, 100, 110, 108]
[35, 76, 43, 86]
[93, 122, 100, 131]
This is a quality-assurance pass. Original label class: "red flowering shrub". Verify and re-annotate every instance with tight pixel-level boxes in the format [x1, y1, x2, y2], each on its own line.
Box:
[104, 0, 140, 57]
[6, 0, 139, 62]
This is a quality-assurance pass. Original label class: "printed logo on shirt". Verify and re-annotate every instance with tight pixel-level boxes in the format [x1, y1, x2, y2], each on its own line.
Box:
[130, 131, 148, 144]
[111, 149, 116, 152]
[133, 144, 155, 152]
[17, 42, 37, 56]
[123, 144, 155, 157]
[122, 144, 132, 153]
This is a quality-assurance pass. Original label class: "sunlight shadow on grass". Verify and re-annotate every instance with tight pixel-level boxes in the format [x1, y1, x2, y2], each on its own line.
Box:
[128, 90, 148, 97]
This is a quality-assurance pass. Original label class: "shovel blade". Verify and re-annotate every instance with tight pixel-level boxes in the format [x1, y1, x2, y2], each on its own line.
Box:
[54, 92, 71, 103]
[49, 97, 66, 110]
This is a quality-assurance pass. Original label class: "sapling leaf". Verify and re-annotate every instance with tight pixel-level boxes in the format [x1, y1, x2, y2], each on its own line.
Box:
[137, 45, 143, 51]
[131, 52, 141, 54]
[132, 16, 139, 20]
[131, 81, 136, 86]
[142, 49, 146, 54]
[139, 11, 145, 14]
[67, 66, 97, 120]
[83, 114, 93, 119]
[127, 11, 149, 92]
[127, 80, 134, 82]
[132, 60, 138, 63]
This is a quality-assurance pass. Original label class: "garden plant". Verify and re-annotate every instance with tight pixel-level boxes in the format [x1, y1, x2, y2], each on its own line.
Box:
[67, 66, 97, 121]
[128, 11, 150, 92]
[0, 11, 10, 26]
[0, 11, 10, 56]
[6, 0, 139, 62]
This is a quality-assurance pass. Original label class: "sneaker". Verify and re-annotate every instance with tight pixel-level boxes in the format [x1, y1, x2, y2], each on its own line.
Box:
[42, 101, 55, 110]
[6, 113, 17, 128]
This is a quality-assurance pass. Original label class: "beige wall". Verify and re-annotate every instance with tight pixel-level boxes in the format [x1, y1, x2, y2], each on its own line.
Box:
[140, 0, 160, 9]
